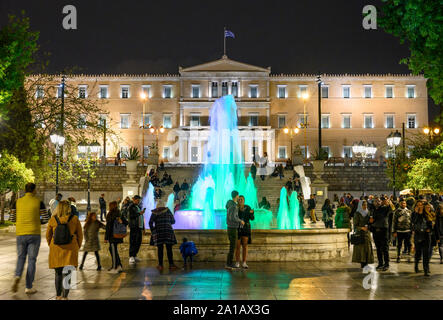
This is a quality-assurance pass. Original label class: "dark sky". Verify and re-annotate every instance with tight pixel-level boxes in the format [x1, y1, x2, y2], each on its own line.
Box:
[0, 0, 411, 75]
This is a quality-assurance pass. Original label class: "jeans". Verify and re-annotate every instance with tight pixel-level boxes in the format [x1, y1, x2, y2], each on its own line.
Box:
[183, 254, 194, 265]
[310, 210, 317, 222]
[373, 228, 389, 267]
[439, 236, 443, 260]
[129, 228, 143, 258]
[80, 251, 101, 267]
[324, 220, 333, 229]
[100, 207, 106, 221]
[226, 228, 238, 266]
[415, 236, 430, 272]
[15, 235, 41, 289]
[109, 243, 122, 269]
[157, 244, 174, 266]
[55, 267, 70, 298]
[396, 232, 411, 256]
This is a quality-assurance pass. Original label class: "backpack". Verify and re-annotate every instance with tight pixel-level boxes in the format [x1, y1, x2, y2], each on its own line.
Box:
[53, 215, 74, 245]
[113, 219, 127, 239]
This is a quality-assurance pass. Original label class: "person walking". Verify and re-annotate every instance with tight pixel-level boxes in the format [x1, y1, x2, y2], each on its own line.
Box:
[411, 200, 432, 276]
[105, 201, 128, 273]
[258, 197, 271, 210]
[225, 191, 244, 270]
[149, 206, 179, 271]
[352, 200, 374, 268]
[298, 194, 306, 225]
[173, 182, 181, 200]
[79, 211, 105, 271]
[10, 183, 50, 294]
[68, 197, 79, 218]
[48, 193, 62, 217]
[335, 200, 352, 248]
[46, 200, 83, 300]
[250, 163, 257, 180]
[99, 194, 106, 222]
[128, 195, 146, 264]
[322, 199, 334, 229]
[307, 194, 317, 223]
[424, 202, 437, 262]
[436, 203, 443, 264]
[235, 195, 254, 269]
[392, 200, 412, 263]
[369, 197, 394, 271]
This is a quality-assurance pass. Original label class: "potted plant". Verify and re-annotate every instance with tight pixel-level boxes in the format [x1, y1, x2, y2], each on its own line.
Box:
[125, 147, 140, 177]
[311, 148, 329, 181]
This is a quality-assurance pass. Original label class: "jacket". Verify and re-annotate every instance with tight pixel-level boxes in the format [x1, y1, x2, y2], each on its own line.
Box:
[149, 207, 177, 246]
[322, 204, 334, 222]
[99, 197, 106, 209]
[411, 211, 432, 241]
[105, 209, 128, 244]
[307, 199, 316, 210]
[392, 207, 412, 233]
[128, 202, 145, 230]
[226, 200, 242, 229]
[83, 220, 105, 252]
[46, 214, 83, 269]
[180, 241, 198, 257]
[371, 205, 391, 229]
[436, 210, 443, 238]
[11, 193, 50, 236]
[335, 205, 351, 229]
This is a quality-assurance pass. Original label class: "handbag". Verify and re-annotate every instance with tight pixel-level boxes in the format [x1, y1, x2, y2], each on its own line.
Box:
[350, 231, 365, 245]
[113, 219, 127, 239]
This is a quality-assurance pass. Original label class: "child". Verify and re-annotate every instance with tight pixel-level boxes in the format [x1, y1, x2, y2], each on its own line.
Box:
[80, 212, 106, 270]
[179, 237, 198, 269]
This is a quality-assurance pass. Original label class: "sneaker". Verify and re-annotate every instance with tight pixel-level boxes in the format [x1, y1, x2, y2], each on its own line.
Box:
[108, 268, 119, 274]
[116, 266, 123, 273]
[234, 262, 240, 268]
[11, 276, 20, 293]
[129, 257, 136, 264]
[25, 288, 37, 295]
[242, 262, 249, 269]
[376, 265, 383, 271]
[382, 266, 389, 271]
[134, 257, 142, 262]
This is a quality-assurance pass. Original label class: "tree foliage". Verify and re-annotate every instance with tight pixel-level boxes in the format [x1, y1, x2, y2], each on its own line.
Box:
[379, 0, 443, 123]
[0, 152, 34, 195]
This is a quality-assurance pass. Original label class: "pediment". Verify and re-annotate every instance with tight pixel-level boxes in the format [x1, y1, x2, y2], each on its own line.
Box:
[180, 55, 270, 73]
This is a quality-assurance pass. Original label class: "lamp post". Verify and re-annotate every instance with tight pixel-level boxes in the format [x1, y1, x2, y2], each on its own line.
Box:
[78, 141, 101, 212]
[316, 73, 322, 153]
[50, 131, 65, 197]
[140, 92, 149, 166]
[387, 130, 402, 198]
[352, 141, 377, 196]
[283, 127, 300, 160]
[300, 93, 309, 161]
[423, 127, 441, 145]
[148, 126, 165, 158]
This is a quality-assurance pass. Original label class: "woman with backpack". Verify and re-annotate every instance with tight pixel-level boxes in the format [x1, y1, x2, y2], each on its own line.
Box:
[105, 201, 128, 274]
[46, 200, 83, 300]
[79, 212, 105, 271]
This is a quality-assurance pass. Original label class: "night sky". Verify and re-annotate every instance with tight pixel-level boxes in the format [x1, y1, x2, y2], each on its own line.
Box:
[0, 0, 439, 119]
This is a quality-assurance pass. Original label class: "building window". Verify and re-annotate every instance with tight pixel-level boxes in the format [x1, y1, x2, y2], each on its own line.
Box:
[192, 85, 200, 98]
[385, 85, 394, 98]
[99, 85, 108, 99]
[221, 82, 228, 96]
[231, 82, 238, 97]
[407, 114, 416, 129]
[342, 85, 351, 98]
[321, 114, 330, 129]
[298, 85, 307, 97]
[120, 114, 130, 129]
[142, 85, 151, 98]
[79, 85, 87, 99]
[163, 147, 170, 159]
[211, 82, 218, 98]
[36, 85, 44, 98]
[321, 146, 330, 157]
[249, 113, 259, 127]
[299, 114, 308, 127]
[385, 115, 395, 129]
[278, 115, 286, 128]
[249, 85, 258, 98]
[140, 113, 151, 128]
[77, 114, 87, 129]
[342, 115, 351, 128]
[364, 85, 372, 98]
[121, 86, 130, 99]
[321, 86, 329, 98]
[343, 146, 352, 158]
[277, 85, 287, 99]
[278, 146, 287, 159]
[300, 146, 309, 159]
[190, 115, 200, 127]
[143, 146, 150, 158]
[364, 115, 373, 129]
[163, 115, 172, 128]
[406, 85, 415, 98]
[163, 85, 172, 99]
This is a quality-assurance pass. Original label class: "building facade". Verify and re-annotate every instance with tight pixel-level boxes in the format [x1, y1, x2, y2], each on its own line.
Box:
[44, 55, 428, 164]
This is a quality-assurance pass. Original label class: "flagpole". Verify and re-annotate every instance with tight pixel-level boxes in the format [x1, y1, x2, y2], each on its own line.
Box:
[223, 26, 226, 56]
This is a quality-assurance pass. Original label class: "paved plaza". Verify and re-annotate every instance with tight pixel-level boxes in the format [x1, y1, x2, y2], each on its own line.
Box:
[0, 229, 442, 301]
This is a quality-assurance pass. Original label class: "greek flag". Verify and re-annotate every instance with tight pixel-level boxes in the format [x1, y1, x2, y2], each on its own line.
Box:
[225, 30, 235, 38]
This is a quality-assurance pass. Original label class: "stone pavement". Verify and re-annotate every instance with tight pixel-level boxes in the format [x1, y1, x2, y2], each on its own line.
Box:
[0, 230, 442, 300]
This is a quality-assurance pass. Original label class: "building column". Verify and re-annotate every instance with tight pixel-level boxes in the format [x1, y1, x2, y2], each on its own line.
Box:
[179, 138, 185, 163]
[266, 108, 270, 126]
[180, 108, 184, 127]
[258, 138, 263, 157]
[247, 136, 253, 162]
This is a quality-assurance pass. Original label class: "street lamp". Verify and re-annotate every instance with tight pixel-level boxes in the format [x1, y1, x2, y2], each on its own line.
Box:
[140, 92, 149, 166]
[352, 141, 377, 196]
[300, 93, 309, 161]
[50, 131, 65, 197]
[387, 130, 402, 198]
[423, 126, 441, 145]
[283, 127, 300, 161]
[78, 141, 101, 212]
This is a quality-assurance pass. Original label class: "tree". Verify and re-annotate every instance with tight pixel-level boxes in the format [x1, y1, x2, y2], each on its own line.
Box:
[0, 13, 39, 117]
[379, 0, 443, 124]
[0, 152, 34, 223]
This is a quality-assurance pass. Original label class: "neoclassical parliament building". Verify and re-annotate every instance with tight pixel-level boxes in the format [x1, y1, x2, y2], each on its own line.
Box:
[44, 55, 428, 164]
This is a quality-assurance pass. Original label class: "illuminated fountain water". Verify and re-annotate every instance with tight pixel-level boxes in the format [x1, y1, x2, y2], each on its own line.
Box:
[171, 95, 301, 230]
[142, 182, 156, 226]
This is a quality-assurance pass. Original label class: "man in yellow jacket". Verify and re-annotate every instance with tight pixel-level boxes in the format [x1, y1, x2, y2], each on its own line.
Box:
[10, 183, 49, 294]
